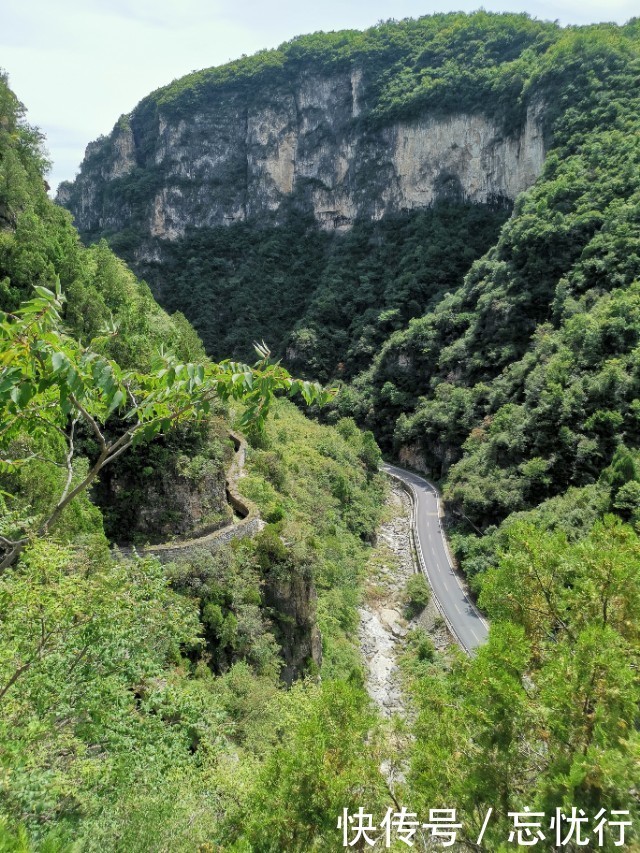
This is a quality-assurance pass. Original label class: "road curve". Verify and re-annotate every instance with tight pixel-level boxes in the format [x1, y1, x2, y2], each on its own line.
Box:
[383, 462, 489, 654]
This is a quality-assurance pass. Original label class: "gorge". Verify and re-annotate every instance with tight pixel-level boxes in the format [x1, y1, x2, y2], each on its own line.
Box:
[1, 9, 640, 850]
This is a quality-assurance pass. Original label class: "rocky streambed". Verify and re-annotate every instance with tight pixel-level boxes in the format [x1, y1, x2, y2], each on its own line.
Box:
[359, 482, 452, 717]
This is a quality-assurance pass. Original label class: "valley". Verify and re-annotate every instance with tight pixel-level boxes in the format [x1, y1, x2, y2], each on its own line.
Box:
[1, 9, 639, 850]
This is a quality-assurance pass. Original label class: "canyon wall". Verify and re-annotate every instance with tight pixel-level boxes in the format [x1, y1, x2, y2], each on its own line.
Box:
[58, 67, 545, 241]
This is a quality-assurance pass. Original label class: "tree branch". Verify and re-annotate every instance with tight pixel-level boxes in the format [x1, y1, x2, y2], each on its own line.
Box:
[0, 661, 32, 703]
[58, 417, 78, 506]
[69, 393, 107, 451]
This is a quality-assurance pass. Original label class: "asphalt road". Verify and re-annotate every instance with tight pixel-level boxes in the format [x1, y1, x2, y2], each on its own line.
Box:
[383, 462, 489, 654]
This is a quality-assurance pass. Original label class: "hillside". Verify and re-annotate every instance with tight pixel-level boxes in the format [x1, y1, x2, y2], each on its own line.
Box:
[59, 12, 556, 366]
[60, 10, 640, 536]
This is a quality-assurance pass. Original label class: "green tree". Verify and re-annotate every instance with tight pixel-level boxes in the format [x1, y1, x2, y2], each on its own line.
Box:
[404, 573, 430, 616]
[226, 680, 390, 851]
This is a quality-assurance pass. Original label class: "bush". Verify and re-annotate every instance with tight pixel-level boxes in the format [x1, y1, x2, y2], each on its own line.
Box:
[407, 627, 436, 662]
[404, 573, 431, 616]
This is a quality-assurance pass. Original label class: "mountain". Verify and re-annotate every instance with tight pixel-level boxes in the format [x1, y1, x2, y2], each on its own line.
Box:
[58, 13, 553, 238]
[60, 12, 640, 518]
[58, 13, 559, 367]
[3, 9, 640, 849]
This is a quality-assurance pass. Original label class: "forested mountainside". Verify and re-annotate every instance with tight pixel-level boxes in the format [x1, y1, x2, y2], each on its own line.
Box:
[2, 9, 640, 851]
[59, 11, 552, 237]
[60, 11, 556, 363]
[60, 14, 640, 497]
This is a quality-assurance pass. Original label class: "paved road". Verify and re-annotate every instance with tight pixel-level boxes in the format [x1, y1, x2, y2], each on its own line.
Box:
[383, 462, 489, 654]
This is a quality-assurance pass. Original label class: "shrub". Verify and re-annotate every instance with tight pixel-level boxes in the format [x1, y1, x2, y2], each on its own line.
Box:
[404, 573, 431, 616]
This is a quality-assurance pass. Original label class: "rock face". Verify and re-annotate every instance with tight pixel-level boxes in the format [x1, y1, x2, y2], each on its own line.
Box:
[263, 566, 322, 686]
[94, 423, 233, 546]
[59, 66, 545, 240]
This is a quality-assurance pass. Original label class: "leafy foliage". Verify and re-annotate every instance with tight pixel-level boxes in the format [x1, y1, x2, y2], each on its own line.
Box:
[410, 519, 640, 849]
[0, 284, 330, 570]
[0, 70, 385, 850]
[121, 202, 507, 382]
[404, 573, 430, 617]
[121, 12, 560, 129]
[239, 401, 385, 679]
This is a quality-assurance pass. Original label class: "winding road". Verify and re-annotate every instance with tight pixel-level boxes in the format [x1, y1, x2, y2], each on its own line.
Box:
[383, 462, 489, 654]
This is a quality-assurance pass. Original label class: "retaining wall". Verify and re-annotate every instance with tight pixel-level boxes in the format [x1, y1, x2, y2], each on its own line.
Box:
[114, 430, 262, 563]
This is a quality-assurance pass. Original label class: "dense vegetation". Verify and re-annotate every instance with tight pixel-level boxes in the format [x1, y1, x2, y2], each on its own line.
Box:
[339, 18, 640, 524]
[118, 12, 561, 132]
[357, 16, 639, 848]
[0, 398, 388, 849]
[3, 8, 640, 850]
[146, 202, 507, 373]
[0, 71, 389, 848]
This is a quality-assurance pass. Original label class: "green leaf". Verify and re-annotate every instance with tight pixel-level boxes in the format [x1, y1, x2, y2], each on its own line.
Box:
[51, 352, 68, 374]
[34, 285, 56, 300]
[106, 389, 125, 416]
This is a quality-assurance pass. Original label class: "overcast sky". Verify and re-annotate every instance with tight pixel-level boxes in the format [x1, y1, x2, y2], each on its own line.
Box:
[1, 0, 636, 193]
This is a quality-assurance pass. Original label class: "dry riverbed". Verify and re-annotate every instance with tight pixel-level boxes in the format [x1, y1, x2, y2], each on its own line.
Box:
[359, 482, 453, 717]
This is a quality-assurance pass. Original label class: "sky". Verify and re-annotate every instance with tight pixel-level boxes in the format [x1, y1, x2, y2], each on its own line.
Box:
[1, 0, 637, 193]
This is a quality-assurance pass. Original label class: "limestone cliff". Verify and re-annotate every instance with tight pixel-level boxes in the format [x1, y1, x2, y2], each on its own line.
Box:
[56, 15, 555, 377]
[59, 68, 545, 242]
[262, 564, 322, 686]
